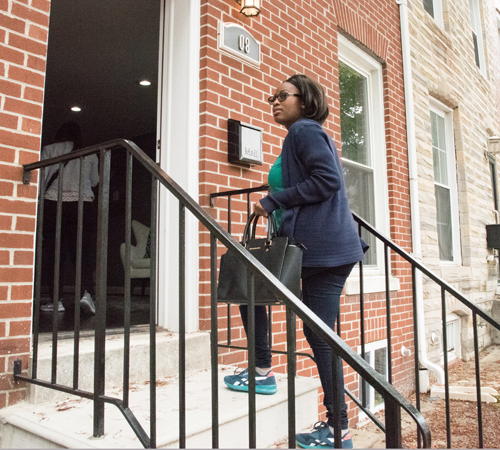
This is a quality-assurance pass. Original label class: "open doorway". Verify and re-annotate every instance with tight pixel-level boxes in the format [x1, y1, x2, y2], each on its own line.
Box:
[38, 0, 162, 332]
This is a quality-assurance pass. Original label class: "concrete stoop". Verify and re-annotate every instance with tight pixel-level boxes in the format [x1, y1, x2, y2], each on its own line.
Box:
[29, 329, 212, 404]
[0, 367, 321, 449]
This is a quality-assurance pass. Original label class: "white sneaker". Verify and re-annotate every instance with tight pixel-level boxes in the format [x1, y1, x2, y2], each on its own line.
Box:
[41, 301, 65, 312]
[80, 291, 96, 315]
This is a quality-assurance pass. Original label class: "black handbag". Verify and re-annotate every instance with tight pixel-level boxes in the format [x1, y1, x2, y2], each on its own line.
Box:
[217, 213, 303, 304]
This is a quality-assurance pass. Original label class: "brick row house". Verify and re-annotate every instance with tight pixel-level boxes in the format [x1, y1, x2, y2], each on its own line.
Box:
[0, 0, 498, 446]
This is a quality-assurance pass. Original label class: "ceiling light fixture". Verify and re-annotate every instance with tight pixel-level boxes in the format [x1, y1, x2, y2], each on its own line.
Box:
[236, 0, 261, 17]
[139, 80, 152, 86]
[71, 106, 81, 112]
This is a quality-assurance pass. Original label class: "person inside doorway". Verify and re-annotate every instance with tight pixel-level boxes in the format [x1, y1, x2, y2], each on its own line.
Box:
[40, 121, 98, 315]
[223, 75, 367, 449]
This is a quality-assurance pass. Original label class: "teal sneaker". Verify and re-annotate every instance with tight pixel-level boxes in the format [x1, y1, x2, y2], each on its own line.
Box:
[224, 368, 277, 395]
[296, 422, 353, 449]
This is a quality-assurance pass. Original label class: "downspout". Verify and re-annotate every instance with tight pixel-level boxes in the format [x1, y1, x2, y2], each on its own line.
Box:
[397, 0, 445, 386]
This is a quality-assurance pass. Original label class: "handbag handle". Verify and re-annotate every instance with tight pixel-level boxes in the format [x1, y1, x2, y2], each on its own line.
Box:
[243, 213, 277, 247]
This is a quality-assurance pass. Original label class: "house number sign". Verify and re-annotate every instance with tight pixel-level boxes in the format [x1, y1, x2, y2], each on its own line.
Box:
[217, 22, 260, 66]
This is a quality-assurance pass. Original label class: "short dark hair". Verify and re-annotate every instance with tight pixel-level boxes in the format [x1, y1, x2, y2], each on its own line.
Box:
[54, 121, 83, 149]
[286, 74, 329, 124]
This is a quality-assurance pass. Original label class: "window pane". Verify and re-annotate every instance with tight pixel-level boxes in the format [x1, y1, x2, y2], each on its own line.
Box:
[423, 0, 434, 17]
[469, 0, 483, 69]
[439, 150, 448, 184]
[431, 112, 448, 185]
[343, 161, 377, 265]
[435, 184, 453, 261]
[446, 322, 455, 352]
[373, 347, 387, 407]
[361, 352, 371, 407]
[472, 32, 480, 67]
[431, 111, 439, 147]
[339, 62, 370, 166]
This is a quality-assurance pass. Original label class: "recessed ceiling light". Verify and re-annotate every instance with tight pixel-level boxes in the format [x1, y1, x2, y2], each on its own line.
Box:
[139, 80, 151, 86]
[71, 106, 81, 112]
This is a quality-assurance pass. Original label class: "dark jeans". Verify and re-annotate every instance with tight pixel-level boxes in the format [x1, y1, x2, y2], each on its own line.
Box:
[239, 263, 355, 430]
[239, 303, 273, 368]
[301, 263, 354, 430]
[41, 199, 96, 302]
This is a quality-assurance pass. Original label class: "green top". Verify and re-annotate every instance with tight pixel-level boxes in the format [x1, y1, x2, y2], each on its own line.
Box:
[268, 154, 284, 228]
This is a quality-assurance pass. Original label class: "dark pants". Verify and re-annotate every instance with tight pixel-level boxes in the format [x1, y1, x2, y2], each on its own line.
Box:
[239, 263, 354, 430]
[41, 199, 96, 302]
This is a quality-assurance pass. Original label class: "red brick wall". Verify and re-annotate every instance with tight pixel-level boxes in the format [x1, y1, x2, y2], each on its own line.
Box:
[0, 0, 416, 425]
[199, 0, 414, 426]
[0, 0, 49, 408]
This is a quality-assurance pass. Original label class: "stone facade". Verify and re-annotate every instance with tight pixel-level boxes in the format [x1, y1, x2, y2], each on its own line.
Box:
[408, 0, 500, 362]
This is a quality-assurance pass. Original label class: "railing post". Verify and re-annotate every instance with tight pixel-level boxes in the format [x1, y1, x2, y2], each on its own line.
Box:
[123, 151, 133, 409]
[384, 396, 402, 448]
[411, 265, 422, 448]
[210, 235, 220, 449]
[441, 288, 451, 449]
[331, 354, 342, 448]
[247, 270, 257, 449]
[179, 203, 186, 448]
[384, 244, 393, 384]
[473, 312, 484, 448]
[93, 147, 111, 437]
[51, 163, 64, 384]
[286, 306, 296, 448]
[72, 158, 85, 390]
[149, 175, 158, 448]
[32, 166, 46, 380]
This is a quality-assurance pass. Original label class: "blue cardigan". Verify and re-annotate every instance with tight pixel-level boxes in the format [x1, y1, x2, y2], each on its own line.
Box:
[260, 118, 367, 267]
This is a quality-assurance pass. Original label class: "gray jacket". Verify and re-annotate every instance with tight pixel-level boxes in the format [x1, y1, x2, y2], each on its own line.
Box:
[42, 141, 99, 200]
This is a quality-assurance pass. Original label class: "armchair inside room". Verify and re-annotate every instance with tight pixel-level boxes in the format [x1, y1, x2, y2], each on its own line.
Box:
[120, 220, 151, 295]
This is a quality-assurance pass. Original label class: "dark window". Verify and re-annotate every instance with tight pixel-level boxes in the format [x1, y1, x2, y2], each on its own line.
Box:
[423, 0, 434, 17]
[490, 158, 498, 211]
[472, 32, 480, 67]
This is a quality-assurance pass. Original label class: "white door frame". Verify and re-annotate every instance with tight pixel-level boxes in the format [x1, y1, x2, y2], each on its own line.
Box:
[157, 0, 201, 332]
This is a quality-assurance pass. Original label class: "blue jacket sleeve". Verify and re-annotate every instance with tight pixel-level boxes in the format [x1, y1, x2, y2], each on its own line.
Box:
[260, 124, 342, 213]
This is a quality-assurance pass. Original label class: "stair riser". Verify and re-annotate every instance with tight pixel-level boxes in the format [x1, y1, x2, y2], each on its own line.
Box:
[29, 332, 210, 404]
[160, 390, 318, 449]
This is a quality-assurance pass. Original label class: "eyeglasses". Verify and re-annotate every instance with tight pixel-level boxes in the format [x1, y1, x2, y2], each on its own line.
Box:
[267, 92, 301, 105]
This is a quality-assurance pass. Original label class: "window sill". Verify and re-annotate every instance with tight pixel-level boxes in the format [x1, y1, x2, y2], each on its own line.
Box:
[345, 274, 400, 296]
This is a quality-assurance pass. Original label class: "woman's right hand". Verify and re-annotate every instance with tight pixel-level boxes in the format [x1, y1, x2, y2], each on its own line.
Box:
[253, 201, 269, 217]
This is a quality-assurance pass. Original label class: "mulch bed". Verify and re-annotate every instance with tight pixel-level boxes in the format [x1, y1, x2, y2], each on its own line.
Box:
[401, 346, 500, 449]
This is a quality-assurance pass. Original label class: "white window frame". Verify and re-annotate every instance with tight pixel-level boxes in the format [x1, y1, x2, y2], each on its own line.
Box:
[429, 99, 461, 265]
[423, 0, 444, 27]
[357, 339, 388, 418]
[338, 36, 393, 295]
[469, 0, 486, 76]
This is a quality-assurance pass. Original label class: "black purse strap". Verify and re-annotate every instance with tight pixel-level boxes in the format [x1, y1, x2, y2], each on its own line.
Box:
[243, 213, 278, 247]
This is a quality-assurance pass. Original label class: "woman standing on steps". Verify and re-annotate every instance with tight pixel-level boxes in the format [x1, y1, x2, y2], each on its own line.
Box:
[223, 74, 367, 449]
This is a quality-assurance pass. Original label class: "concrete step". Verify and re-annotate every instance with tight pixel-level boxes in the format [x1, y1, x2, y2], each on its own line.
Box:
[0, 366, 321, 449]
[29, 328, 211, 404]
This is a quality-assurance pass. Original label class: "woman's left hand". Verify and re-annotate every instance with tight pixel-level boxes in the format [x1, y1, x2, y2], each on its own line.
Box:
[253, 201, 268, 217]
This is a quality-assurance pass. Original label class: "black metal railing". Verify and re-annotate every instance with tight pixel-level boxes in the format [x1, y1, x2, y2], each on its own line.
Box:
[355, 213, 500, 449]
[210, 184, 500, 449]
[17, 141, 431, 448]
